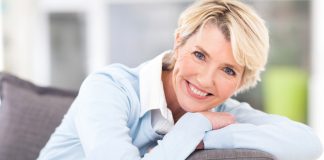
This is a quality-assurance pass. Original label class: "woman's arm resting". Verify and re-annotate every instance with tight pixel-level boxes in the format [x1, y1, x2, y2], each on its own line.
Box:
[203, 99, 323, 160]
[75, 74, 212, 160]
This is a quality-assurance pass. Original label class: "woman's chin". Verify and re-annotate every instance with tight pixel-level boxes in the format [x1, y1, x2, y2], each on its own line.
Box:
[180, 105, 205, 113]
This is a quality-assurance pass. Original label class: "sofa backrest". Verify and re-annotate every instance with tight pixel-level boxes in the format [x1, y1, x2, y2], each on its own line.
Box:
[0, 72, 78, 160]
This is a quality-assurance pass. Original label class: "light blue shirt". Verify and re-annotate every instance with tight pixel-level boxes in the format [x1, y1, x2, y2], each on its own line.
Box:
[38, 52, 322, 160]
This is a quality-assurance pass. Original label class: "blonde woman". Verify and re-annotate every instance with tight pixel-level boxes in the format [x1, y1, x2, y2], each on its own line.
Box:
[38, 0, 322, 159]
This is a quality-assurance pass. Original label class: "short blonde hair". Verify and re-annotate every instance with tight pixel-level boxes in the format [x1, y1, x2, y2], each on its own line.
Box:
[163, 0, 269, 93]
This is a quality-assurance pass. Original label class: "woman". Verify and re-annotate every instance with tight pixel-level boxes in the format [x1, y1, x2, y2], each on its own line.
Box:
[38, 0, 322, 159]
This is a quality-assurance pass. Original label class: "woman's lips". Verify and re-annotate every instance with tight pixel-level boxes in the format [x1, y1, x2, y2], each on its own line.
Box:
[185, 81, 211, 100]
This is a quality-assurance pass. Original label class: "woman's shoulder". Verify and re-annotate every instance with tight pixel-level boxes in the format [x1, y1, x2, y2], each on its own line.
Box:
[82, 64, 141, 88]
[75, 64, 141, 100]
[92, 63, 141, 81]
[75, 64, 143, 117]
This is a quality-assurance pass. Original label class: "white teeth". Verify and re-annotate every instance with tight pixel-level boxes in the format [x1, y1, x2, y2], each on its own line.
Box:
[189, 83, 208, 97]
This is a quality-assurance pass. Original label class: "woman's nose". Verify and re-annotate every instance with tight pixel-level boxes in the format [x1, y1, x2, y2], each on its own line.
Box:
[197, 68, 216, 88]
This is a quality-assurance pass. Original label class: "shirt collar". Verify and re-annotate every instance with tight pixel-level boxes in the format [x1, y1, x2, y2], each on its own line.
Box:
[139, 50, 174, 122]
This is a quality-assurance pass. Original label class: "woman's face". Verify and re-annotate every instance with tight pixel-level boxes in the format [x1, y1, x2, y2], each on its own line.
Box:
[172, 24, 244, 112]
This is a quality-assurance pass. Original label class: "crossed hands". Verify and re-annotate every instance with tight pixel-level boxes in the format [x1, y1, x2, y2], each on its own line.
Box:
[196, 112, 235, 149]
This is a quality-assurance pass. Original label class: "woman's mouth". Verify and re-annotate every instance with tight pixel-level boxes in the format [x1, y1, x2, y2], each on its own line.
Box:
[186, 81, 212, 99]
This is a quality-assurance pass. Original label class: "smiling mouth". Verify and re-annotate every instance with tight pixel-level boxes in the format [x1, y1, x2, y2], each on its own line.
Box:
[186, 81, 213, 98]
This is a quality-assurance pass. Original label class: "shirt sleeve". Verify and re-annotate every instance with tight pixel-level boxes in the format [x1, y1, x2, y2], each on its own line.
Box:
[74, 74, 212, 160]
[203, 99, 323, 160]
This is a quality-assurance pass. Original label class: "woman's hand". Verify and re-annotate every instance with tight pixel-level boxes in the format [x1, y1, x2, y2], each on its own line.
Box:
[195, 112, 235, 150]
[199, 112, 235, 130]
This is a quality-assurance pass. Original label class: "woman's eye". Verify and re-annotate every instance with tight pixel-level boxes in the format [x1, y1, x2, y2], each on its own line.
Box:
[193, 51, 205, 61]
[224, 67, 236, 76]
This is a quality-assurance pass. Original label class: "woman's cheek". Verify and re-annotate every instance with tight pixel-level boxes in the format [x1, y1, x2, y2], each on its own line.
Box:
[217, 78, 238, 98]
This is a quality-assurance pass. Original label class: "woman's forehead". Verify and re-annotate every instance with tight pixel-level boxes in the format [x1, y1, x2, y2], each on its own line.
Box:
[188, 25, 244, 71]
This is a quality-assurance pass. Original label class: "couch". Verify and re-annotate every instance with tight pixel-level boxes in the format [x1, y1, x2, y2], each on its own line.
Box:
[0, 72, 275, 160]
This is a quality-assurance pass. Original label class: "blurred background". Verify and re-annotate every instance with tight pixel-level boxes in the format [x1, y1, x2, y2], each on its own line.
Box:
[0, 0, 323, 158]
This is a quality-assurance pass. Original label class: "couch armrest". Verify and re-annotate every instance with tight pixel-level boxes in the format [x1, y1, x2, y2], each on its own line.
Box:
[187, 149, 276, 160]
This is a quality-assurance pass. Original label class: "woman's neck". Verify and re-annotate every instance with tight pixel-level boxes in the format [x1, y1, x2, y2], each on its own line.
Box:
[162, 70, 186, 123]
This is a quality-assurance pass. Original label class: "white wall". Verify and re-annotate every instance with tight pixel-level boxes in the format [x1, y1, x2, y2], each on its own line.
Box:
[2, 0, 37, 81]
[0, 3, 3, 71]
[33, 0, 109, 86]
[310, 0, 324, 159]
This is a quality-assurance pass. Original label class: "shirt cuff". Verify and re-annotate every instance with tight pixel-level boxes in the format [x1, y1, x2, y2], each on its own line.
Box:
[176, 112, 212, 132]
[203, 124, 235, 149]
